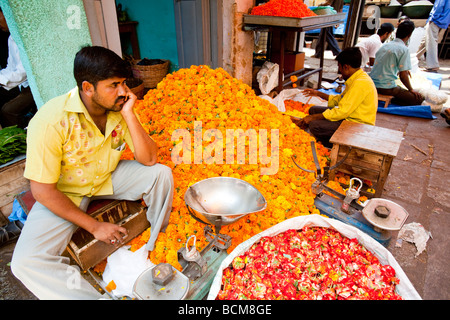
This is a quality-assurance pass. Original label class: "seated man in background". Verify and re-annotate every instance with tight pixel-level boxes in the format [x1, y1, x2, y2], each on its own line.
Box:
[356, 22, 394, 69]
[370, 20, 424, 106]
[387, 15, 410, 43]
[0, 8, 36, 129]
[293, 47, 378, 148]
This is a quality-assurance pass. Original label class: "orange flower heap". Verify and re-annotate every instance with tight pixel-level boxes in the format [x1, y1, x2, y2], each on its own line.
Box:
[284, 99, 311, 119]
[251, 0, 316, 18]
[123, 65, 329, 270]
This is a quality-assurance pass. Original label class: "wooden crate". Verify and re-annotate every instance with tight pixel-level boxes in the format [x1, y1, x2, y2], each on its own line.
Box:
[67, 200, 149, 271]
[329, 121, 404, 198]
[271, 51, 305, 74]
[0, 158, 29, 224]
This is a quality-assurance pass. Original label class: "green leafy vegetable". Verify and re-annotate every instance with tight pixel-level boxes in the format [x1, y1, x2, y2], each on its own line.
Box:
[0, 126, 27, 165]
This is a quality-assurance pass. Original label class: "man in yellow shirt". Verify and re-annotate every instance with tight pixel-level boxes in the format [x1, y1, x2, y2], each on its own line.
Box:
[294, 47, 377, 148]
[11, 46, 174, 299]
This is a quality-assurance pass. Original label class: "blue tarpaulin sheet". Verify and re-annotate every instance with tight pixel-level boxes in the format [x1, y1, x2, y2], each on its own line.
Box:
[377, 102, 436, 119]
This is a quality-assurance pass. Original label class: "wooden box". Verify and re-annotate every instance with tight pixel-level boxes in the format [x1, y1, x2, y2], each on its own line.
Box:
[67, 200, 149, 271]
[271, 51, 305, 74]
[329, 121, 404, 198]
[0, 157, 29, 225]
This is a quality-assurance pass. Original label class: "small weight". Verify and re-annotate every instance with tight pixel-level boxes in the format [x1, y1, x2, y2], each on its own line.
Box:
[374, 206, 391, 219]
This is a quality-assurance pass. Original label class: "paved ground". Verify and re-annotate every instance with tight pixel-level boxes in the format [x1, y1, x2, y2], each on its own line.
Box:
[1, 47, 449, 300]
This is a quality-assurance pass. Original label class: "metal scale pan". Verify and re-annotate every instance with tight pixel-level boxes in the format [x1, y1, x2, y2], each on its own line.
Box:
[362, 198, 409, 232]
[184, 177, 267, 234]
[172, 177, 267, 294]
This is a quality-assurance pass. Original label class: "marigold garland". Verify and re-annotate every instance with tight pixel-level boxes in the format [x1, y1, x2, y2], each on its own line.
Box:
[104, 65, 332, 272]
[250, 0, 316, 18]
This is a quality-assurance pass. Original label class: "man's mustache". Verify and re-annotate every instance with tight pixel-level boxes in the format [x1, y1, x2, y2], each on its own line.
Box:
[116, 96, 127, 104]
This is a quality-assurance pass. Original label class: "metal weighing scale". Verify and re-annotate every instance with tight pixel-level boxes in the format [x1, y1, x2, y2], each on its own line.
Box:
[132, 177, 267, 300]
[292, 141, 409, 246]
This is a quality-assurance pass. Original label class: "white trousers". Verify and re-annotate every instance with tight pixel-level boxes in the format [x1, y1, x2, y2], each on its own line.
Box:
[417, 22, 444, 69]
[11, 161, 174, 299]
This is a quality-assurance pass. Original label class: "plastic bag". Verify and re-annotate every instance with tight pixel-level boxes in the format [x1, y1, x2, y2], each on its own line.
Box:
[9, 196, 28, 224]
[260, 88, 328, 112]
[207, 214, 421, 300]
[257, 61, 279, 95]
[397, 222, 432, 257]
[102, 245, 154, 298]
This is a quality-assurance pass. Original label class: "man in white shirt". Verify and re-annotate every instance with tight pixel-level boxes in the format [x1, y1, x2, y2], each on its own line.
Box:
[0, 8, 36, 129]
[356, 23, 394, 68]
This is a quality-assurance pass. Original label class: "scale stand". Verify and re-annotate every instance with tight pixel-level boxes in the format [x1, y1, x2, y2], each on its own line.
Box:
[293, 141, 409, 246]
[131, 226, 231, 300]
[177, 226, 231, 281]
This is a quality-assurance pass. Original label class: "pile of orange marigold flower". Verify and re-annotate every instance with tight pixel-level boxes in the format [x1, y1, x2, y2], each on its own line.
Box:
[108, 65, 330, 271]
[250, 0, 316, 18]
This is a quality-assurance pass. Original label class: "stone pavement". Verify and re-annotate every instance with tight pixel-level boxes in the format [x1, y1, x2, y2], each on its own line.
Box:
[1, 50, 449, 301]
[379, 111, 449, 300]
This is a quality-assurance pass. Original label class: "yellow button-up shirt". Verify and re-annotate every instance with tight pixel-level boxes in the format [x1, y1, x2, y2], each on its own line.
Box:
[323, 69, 377, 125]
[24, 87, 135, 206]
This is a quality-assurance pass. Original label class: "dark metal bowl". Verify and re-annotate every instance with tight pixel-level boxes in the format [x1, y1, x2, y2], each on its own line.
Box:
[380, 5, 401, 18]
[402, 4, 433, 19]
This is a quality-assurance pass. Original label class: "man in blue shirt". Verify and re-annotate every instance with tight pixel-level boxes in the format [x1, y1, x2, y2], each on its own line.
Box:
[417, 0, 450, 72]
[370, 20, 424, 106]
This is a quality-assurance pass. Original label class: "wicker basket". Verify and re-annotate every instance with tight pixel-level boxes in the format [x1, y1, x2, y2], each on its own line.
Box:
[311, 6, 337, 15]
[131, 59, 170, 89]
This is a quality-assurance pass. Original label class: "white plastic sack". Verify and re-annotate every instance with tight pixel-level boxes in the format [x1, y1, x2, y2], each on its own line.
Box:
[257, 61, 279, 95]
[398, 222, 432, 257]
[207, 214, 421, 300]
[102, 245, 154, 298]
[260, 88, 328, 112]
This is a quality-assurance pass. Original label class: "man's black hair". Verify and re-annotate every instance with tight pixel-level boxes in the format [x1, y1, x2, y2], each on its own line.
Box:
[335, 47, 362, 69]
[396, 20, 415, 40]
[377, 23, 394, 36]
[74, 45, 132, 90]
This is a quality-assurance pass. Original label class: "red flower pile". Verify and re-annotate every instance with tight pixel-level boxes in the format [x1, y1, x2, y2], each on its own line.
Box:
[250, 0, 316, 18]
[217, 226, 402, 300]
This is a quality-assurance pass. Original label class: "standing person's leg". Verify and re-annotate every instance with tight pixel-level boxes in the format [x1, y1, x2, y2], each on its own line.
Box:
[425, 22, 441, 70]
[11, 202, 103, 300]
[416, 22, 428, 60]
[314, 29, 325, 58]
[95, 160, 174, 252]
[326, 27, 341, 56]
